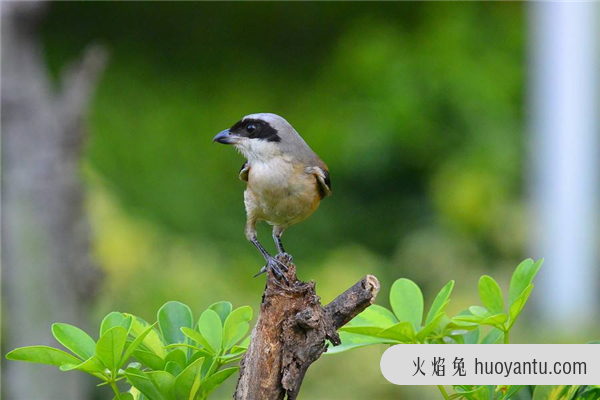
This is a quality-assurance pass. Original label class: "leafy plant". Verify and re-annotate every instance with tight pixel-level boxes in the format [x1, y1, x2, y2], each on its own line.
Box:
[329, 259, 544, 400]
[6, 301, 252, 400]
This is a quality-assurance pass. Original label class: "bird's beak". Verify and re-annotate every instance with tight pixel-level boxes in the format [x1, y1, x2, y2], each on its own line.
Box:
[213, 129, 237, 145]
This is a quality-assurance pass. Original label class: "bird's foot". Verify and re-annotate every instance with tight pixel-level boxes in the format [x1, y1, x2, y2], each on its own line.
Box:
[253, 256, 289, 284]
[276, 252, 293, 264]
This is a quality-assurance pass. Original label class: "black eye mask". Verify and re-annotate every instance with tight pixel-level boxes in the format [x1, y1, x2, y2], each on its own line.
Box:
[229, 118, 281, 142]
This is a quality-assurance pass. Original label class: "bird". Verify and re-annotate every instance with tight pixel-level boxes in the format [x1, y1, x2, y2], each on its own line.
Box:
[213, 113, 331, 283]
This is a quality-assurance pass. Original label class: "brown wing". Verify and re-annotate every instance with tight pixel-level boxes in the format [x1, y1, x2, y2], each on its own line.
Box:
[239, 162, 250, 182]
[310, 165, 331, 199]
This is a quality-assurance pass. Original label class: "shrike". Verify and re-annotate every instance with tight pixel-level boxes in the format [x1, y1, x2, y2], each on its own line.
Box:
[213, 113, 331, 282]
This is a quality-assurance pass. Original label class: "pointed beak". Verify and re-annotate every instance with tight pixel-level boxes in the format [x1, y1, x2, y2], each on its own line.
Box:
[213, 129, 233, 144]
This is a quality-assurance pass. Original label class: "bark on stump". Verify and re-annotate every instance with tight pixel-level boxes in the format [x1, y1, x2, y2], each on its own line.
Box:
[234, 256, 380, 400]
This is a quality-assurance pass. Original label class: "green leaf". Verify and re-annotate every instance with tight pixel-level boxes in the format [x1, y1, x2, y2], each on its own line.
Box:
[502, 385, 525, 399]
[478, 276, 504, 315]
[223, 306, 253, 350]
[200, 356, 216, 378]
[181, 327, 213, 353]
[6, 346, 81, 367]
[532, 385, 571, 400]
[587, 340, 600, 344]
[325, 331, 391, 354]
[124, 368, 165, 400]
[208, 301, 233, 325]
[126, 315, 168, 358]
[377, 321, 416, 342]
[346, 304, 398, 328]
[198, 310, 223, 353]
[417, 312, 445, 342]
[508, 284, 534, 329]
[114, 393, 134, 400]
[51, 323, 96, 360]
[218, 353, 244, 364]
[100, 312, 132, 336]
[96, 326, 128, 371]
[452, 315, 483, 324]
[174, 357, 204, 400]
[389, 278, 423, 331]
[198, 367, 239, 399]
[60, 355, 106, 374]
[121, 323, 157, 366]
[425, 280, 455, 325]
[147, 371, 175, 399]
[164, 348, 187, 369]
[462, 326, 481, 344]
[339, 326, 385, 337]
[509, 259, 543, 306]
[158, 301, 194, 345]
[133, 350, 165, 370]
[469, 306, 491, 318]
[165, 361, 183, 377]
[479, 313, 508, 328]
[166, 343, 212, 358]
[480, 328, 504, 344]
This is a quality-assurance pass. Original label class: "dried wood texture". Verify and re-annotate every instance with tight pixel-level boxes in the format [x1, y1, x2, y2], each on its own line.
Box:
[235, 257, 379, 400]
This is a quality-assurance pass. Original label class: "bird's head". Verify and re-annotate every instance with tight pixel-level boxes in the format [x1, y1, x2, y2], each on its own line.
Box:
[213, 113, 309, 163]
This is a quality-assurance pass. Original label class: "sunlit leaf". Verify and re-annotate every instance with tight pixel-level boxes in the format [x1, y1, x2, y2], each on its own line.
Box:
[6, 346, 81, 367]
[52, 323, 96, 360]
[121, 323, 157, 366]
[60, 355, 106, 374]
[208, 301, 233, 326]
[390, 278, 423, 331]
[377, 321, 416, 342]
[198, 367, 239, 399]
[509, 259, 542, 306]
[508, 284, 534, 329]
[174, 357, 204, 400]
[96, 326, 128, 371]
[181, 327, 213, 353]
[425, 280, 454, 325]
[147, 371, 175, 399]
[478, 276, 504, 315]
[101, 312, 132, 336]
[126, 315, 167, 358]
[158, 301, 193, 345]
[346, 304, 398, 328]
[532, 385, 571, 400]
[124, 368, 165, 400]
[223, 306, 252, 350]
[198, 310, 223, 353]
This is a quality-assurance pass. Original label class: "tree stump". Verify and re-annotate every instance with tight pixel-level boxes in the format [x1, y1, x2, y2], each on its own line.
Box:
[234, 256, 380, 400]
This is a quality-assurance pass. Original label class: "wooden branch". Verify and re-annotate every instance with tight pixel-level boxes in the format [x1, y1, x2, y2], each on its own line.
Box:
[234, 256, 380, 400]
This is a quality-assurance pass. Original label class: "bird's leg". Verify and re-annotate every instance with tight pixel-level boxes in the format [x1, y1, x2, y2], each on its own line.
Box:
[272, 226, 293, 263]
[250, 237, 289, 283]
[246, 217, 288, 283]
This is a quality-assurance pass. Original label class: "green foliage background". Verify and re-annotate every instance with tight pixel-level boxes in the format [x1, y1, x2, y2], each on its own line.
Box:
[42, 2, 526, 398]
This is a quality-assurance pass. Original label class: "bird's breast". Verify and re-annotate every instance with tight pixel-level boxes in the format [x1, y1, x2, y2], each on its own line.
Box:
[245, 157, 320, 226]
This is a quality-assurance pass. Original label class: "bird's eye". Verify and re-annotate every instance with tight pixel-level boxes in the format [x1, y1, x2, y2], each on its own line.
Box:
[246, 124, 256, 133]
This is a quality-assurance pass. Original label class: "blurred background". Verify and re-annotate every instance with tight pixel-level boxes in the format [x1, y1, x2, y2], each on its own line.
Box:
[1, 2, 598, 399]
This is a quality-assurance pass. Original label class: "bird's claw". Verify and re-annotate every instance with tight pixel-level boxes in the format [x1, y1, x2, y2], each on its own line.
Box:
[276, 252, 293, 264]
[254, 256, 289, 285]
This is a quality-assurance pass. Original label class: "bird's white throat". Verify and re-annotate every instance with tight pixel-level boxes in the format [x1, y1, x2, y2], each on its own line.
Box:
[234, 138, 282, 164]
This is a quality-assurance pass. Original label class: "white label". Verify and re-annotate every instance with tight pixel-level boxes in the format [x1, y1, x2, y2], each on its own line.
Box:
[380, 344, 600, 385]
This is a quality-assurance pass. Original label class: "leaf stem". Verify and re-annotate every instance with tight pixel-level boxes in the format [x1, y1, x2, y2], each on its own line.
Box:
[438, 385, 451, 400]
[503, 330, 510, 344]
[109, 380, 122, 400]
